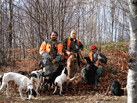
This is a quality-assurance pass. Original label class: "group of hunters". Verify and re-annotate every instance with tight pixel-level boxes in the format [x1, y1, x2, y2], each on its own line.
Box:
[39, 30, 107, 86]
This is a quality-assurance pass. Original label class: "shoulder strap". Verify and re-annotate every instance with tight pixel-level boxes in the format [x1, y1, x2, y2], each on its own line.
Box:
[45, 39, 49, 43]
[56, 40, 61, 44]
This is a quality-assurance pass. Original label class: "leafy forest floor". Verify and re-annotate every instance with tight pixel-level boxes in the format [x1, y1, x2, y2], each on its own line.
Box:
[0, 41, 129, 103]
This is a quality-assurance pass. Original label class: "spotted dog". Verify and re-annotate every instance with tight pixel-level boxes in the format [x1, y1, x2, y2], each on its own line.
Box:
[29, 69, 43, 95]
[0, 72, 36, 100]
[53, 67, 67, 95]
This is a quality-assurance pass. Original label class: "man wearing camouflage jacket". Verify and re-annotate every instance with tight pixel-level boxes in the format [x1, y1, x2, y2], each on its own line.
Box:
[39, 31, 63, 75]
[63, 30, 84, 80]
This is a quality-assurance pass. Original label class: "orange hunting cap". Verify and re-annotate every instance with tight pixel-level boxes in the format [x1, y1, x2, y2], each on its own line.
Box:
[91, 45, 98, 50]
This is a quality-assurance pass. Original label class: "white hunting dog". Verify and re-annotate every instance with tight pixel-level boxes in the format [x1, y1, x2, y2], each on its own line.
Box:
[29, 69, 43, 95]
[53, 67, 67, 95]
[0, 72, 37, 100]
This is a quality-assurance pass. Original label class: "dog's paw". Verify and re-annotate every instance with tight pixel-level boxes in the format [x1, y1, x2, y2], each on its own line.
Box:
[21, 97, 26, 100]
[37, 93, 40, 95]
[59, 93, 62, 96]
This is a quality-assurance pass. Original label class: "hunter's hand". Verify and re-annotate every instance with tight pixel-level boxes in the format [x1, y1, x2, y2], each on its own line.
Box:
[52, 59, 56, 64]
[49, 56, 53, 61]
[79, 49, 82, 52]
[98, 55, 102, 60]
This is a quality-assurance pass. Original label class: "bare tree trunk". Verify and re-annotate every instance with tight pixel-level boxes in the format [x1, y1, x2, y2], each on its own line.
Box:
[9, 0, 13, 60]
[77, 2, 80, 40]
[122, 11, 125, 41]
[115, 9, 119, 42]
[127, 0, 137, 103]
[51, 0, 54, 31]
[0, 0, 3, 63]
[60, 0, 66, 42]
[110, 0, 115, 42]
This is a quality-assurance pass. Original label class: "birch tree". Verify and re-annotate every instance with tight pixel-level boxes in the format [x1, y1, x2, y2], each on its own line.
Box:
[127, 0, 137, 102]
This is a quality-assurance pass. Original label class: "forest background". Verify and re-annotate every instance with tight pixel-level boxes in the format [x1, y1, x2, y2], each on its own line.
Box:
[0, 0, 130, 102]
[0, 0, 129, 63]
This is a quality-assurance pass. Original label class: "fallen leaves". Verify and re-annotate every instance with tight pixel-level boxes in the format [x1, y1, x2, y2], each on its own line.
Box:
[0, 42, 130, 102]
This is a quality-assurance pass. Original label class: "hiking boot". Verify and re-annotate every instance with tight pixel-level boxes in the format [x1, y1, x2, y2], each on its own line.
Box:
[95, 79, 98, 86]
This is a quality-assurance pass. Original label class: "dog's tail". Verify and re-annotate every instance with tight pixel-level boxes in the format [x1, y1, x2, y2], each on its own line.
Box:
[0, 74, 4, 82]
[28, 73, 37, 78]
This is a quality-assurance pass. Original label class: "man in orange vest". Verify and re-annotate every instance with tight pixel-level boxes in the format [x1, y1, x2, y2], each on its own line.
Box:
[81, 45, 107, 85]
[39, 31, 63, 75]
[63, 30, 83, 80]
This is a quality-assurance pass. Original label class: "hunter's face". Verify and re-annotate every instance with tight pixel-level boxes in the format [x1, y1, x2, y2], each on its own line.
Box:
[91, 49, 97, 54]
[70, 30, 76, 39]
[51, 32, 57, 41]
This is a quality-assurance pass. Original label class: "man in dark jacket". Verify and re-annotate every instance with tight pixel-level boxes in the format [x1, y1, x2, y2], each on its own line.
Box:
[39, 31, 63, 75]
[81, 45, 107, 85]
[63, 30, 83, 80]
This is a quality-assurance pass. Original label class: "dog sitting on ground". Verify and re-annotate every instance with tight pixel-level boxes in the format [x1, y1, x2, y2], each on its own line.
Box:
[53, 67, 67, 95]
[110, 81, 124, 96]
[28, 69, 43, 95]
[0, 72, 37, 100]
[40, 65, 64, 95]
[84, 56, 98, 84]
[105, 80, 124, 96]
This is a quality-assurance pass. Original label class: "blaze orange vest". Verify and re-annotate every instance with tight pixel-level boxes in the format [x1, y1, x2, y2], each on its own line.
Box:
[64, 37, 79, 59]
[89, 52, 99, 67]
[39, 40, 63, 54]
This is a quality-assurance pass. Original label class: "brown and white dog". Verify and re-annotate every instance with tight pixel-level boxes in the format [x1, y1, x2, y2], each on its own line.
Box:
[29, 69, 43, 95]
[53, 67, 67, 95]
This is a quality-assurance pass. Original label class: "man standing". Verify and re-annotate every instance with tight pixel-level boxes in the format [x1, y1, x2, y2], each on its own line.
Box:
[39, 31, 63, 75]
[63, 30, 84, 80]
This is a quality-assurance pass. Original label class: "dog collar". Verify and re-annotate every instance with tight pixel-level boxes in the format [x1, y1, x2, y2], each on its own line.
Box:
[27, 83, 32, 87]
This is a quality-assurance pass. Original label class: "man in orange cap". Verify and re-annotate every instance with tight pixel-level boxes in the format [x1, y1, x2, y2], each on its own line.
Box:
[81, 45, 107, 85]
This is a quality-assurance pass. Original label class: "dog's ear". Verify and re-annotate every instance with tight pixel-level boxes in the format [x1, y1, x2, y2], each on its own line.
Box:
[25, 89, 30, 98]
[42, 72, 45, 77]
[29, 73, 37, 78]
[84, 57, 91, 64]
[64, 68, 68, 75]
[32, 89, 37, 97]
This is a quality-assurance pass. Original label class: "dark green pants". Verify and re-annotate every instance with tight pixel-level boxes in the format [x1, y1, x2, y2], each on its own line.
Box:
[81, 65, 103, 79]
